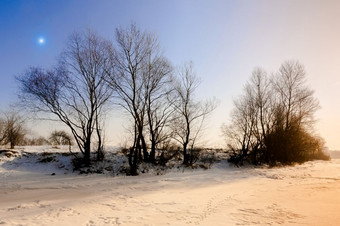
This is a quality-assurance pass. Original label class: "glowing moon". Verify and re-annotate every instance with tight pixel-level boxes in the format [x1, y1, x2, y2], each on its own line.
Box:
[38, 37, 45, 45]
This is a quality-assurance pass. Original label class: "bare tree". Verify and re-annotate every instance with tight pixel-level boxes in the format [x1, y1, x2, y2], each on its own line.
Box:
[222, 93, 257, 161]
[172, 63, 216, 165]
[106, 24, 174, 173]
[248, 68, 272, 141]
[144, 53, 173, 163]
[49, 130, 73, 147]
[17, 30, 113, 166]
[272, 60, 319, 130]
[106, 24, 151, 174]
[2, 112, 26, 149]
[246, 68, 274, 163]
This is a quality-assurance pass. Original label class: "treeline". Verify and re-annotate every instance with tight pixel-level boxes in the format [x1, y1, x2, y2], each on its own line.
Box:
[0, 112, 74, 148]
[17, 24, 215, 175]
[15, 24, 328, 174]
[223, 61, 329, 165]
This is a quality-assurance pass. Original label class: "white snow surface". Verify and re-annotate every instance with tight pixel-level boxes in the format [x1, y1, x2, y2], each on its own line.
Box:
[1, 147, 340, 225]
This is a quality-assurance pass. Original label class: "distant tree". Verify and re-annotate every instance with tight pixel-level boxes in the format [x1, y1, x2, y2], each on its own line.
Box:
[24, 136, 49, 146]
[172, 63, 216, 165]
[2, 112, 26, 149]
[49, 130, 73, 147]
[17, 30, 113, 166]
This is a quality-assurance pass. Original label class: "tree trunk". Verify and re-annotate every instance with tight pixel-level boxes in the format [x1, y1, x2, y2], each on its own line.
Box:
[130, 136, 141, 175]
[128, 147, 138, 176]
[140, 134, 149, 162]
[137, 138, 142, 161]
[84, 138, 91, 167]
[183, 119, 190, 165]
[149, 142, 156, 163]
[183, 143, 189, 165]
[189, 148, 193, 165]
[96, 127, 104, 161]
[95, 110, 104, 161]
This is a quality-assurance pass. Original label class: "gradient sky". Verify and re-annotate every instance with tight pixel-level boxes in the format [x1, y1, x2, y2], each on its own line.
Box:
[1, 0, 339, 149]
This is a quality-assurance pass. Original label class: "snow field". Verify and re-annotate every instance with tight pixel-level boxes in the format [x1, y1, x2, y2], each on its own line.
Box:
[1, 147, 340, 225]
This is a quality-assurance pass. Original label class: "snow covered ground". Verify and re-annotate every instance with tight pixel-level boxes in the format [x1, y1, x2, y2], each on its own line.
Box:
[1, 147, 340, 225]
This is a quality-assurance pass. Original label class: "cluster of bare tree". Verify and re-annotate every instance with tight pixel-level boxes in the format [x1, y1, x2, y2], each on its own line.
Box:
[17, 25, 325, 170]
[23, 136, 49, 146]
[0, 112, 74, 148]
[17, 24, 215, 174]
[223, 61, 328, 165]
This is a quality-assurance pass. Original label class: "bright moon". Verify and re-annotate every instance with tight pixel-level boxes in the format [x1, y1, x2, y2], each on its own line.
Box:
[38, 38, 45, 45]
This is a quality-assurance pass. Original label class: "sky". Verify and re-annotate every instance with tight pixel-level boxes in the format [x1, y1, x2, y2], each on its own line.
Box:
[0, 0, 340, 149]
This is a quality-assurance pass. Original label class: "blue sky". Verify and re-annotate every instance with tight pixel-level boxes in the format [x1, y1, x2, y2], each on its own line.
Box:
[1, 0, 340, 149]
